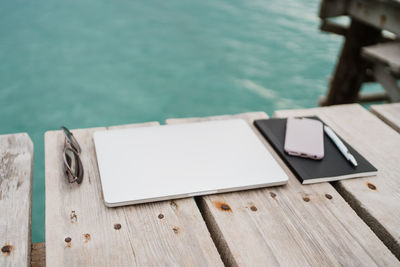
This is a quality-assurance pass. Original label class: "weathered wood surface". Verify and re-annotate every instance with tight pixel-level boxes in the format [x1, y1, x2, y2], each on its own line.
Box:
[373, 63, 400, 102]
[362, 42, 400, 75]
[371, 103, 400, 133]
[274, 104, 400, 259]
[31, 243, 45, 267]
[45, 123, 223, 266]
[362, 42, 400, 102]
[166, 112, 398, 266]
[319, 0, 400, 36]
[0, 133, 33, 267]
[348, 0, 400, 36]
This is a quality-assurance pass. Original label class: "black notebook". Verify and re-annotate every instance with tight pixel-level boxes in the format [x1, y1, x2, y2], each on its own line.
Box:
[254, 117, 377, 184]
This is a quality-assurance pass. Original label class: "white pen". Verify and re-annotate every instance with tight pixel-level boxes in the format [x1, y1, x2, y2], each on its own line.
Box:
[324, 125, 358, 167]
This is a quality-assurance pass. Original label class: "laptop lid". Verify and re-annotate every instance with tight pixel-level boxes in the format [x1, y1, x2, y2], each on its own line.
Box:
[93, 119, 288, 207]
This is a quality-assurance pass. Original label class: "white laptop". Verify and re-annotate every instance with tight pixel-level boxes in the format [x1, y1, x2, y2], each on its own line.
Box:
[93, 119, 288, 207]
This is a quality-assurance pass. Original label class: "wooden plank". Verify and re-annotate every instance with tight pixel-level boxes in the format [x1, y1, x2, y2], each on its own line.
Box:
[371, 103, 400, 133]
[354, 92, 389, 103]
[45, 122, 223, 266]
[348, 0, 400, 36]
[362, 41, 400, 75]
[31, 243, 45, 267]
[166, 112, 399, 266]
[274, 103, 400, 259]
[0, 133, 33, 267]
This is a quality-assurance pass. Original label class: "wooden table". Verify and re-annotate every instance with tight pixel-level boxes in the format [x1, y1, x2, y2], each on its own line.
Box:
[0, 133, 33, 267]
[45, 104, 400, 266]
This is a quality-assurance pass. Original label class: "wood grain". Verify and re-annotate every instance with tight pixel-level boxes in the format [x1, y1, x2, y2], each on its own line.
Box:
[370, 103, 400, 133]
[0, 133, 33, 267]
[166, 111, 399, 266]
[274, 103, 400, 259]
[45, 123, 223, 266]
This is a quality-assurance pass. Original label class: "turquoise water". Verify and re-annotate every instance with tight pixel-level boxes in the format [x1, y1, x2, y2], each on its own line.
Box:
[1, 0, 345, 243]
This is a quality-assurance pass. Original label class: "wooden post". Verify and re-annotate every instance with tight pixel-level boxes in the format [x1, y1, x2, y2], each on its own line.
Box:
[323, 18, 381, 105]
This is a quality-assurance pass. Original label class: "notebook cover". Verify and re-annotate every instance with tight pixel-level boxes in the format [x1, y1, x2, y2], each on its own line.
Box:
[254, 117, 378, 184]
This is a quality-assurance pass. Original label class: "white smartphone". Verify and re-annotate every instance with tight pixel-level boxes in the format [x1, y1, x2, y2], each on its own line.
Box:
[284, 117, 324, 160]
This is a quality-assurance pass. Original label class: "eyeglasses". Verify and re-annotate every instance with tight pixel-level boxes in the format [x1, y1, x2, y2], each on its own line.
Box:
[62, 126, 84, 184]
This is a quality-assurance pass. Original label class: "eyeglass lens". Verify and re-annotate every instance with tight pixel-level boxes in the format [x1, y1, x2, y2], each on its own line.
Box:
[62, 126, 84, 184]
